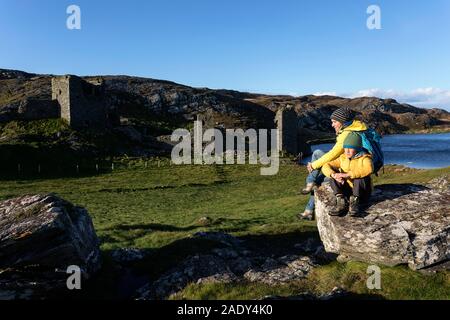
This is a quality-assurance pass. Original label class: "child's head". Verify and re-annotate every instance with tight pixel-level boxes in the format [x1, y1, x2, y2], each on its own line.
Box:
[344, 148, 357, 158]
[343, 132, 363, 159]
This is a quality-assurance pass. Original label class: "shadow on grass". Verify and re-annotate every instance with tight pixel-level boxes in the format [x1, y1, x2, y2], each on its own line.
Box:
[70, 226, 331, 300]
[239, 230, 320, 256]
[96, 181, 230, 194]
[0, 169, 112, 182]
[69, 237, 224, 299]
[213, 164, 229, 184]
[266, 292, 386, 300]
[131, 229, 330, 285]
[98, 217, 268, 245]
[103, 223, 199, 232]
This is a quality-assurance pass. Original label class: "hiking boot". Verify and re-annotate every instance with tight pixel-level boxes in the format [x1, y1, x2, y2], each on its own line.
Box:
[297, 210, 314, 221]
[329, 194, 347, 216]
[300, 183, 316, 195]
[349, 196, 360, 217]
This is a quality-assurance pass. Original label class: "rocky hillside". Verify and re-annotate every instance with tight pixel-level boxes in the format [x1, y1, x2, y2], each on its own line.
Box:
[1, 68, 449, 160]
[0, 69, 274, 130]
[248, 94, 450, 134]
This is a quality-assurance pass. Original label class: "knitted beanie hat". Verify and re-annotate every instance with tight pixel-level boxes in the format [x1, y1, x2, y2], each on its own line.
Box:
[343, 132, 363, 150]
[330, 107, 355, 123]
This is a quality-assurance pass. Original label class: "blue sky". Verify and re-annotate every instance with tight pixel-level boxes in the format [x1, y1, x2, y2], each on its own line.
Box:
[1, 0, 450, 109]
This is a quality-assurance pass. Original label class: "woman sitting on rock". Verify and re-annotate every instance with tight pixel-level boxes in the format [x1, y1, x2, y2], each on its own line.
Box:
[298, 107, 368, 220]
[321, 132, 374, 216]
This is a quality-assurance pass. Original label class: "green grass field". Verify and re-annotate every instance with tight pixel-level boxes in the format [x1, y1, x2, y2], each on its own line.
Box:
[1, 160, 449, 300]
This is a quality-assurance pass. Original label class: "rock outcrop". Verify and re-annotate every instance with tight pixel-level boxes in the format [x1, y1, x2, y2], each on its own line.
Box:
[0, 194, 101, 299]
[136, 232, 329, 300]
[250, 94, 450, 135]
[315, 176, 450, 270]
[262, 287, 350, 300]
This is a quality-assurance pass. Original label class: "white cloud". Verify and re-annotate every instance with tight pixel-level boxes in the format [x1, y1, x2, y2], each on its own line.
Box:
[313, 91, 338, 97]
[343, 88, 450, 111]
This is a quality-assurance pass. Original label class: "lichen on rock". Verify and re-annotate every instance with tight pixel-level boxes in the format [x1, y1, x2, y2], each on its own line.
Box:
[0, 194, 101, 299]
[135, 232, 321, 300]
[314, 177, 450, 270]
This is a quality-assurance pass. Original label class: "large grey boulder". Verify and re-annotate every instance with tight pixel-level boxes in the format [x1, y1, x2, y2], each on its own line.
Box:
[0, 194, 101, 299]
[315, 176, 450, 270]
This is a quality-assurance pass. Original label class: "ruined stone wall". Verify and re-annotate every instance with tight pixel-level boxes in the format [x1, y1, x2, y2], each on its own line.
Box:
[52, 76, 71, 124]
[0, 99, 59, 123]
[17, 99, 59, 120]
[52, 75, 107, 129]
[275, 106, 299, 155]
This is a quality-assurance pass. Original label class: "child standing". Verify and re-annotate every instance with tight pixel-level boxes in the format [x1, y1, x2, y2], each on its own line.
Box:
[321, 132, 374, 217]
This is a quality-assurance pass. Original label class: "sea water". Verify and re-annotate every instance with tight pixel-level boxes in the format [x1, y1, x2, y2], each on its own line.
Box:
[305, 132, 450, 169]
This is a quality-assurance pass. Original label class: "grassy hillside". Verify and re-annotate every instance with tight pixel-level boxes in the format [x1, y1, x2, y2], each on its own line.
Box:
[0, 161, 448, 300]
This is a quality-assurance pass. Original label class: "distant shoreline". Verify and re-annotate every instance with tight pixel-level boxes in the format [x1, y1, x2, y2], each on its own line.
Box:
[306, 132, 450, 170]
[308, 129, 450, 146]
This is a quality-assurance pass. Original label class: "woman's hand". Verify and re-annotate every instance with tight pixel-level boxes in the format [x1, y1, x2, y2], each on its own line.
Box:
[334, 173, 350, 180]
[307, 162, 314, 173]
[332, 172, 347, 185]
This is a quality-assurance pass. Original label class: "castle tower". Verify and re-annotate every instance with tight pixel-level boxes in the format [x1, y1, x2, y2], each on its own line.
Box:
[275, 106, 299, 155]
[52, 75, 107, 129]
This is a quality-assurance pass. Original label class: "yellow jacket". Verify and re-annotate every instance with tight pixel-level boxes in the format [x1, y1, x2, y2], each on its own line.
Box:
[311, 120, 367, 170]
[322, 153, 373, 188]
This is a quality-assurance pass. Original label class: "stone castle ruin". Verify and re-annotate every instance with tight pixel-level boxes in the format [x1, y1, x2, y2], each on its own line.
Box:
[275, 106, 299, 155]
[275, 106, 311, 157]
[0, 75, 109, 128]
[51, 75, 108, 129]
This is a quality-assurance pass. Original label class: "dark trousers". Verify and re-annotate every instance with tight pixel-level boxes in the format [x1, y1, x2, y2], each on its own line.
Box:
[330, 176, 372, 203]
